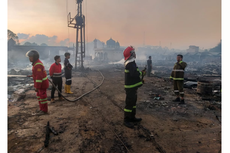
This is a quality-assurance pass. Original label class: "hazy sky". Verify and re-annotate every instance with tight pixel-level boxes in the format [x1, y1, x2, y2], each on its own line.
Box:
[8, 0, 221, 49]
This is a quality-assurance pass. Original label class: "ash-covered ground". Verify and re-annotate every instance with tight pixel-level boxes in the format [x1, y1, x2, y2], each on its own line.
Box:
[8, 64, 221, 153]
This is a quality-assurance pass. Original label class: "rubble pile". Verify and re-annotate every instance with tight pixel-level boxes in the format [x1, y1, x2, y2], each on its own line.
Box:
[8, 69, 31, 75]
[8, 69, 34, 103]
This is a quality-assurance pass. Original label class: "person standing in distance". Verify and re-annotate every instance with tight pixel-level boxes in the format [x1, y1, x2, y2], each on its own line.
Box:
[147, 56, 152, 77]
[170, 54, 187, 104]
[64, 52, 74, 94]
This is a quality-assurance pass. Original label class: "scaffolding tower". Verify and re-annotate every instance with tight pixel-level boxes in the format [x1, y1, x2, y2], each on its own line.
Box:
[67, 0, 85, 70]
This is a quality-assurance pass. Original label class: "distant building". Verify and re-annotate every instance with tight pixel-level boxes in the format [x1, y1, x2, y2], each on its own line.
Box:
[7, 39, 74, 62]
[187, 45, 199, 52]
[8, 38, 16, 51]
[94, 38, 124, 62]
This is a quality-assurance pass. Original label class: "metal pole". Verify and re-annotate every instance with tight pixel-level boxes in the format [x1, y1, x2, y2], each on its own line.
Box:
[75, 26, 79, 70]
[80, 26, 83, 69]
[83, 25, 85, 58]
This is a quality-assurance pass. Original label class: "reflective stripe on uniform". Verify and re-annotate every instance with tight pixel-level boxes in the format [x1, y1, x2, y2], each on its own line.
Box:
[43, 76, 48, 80]
[40, 101, 47, 104]
[34, 63, 44, 67]
[170, 76, 173, 79]
[173, 78, 184, 80]
[39, 98, 47, 101]
[125, 68, 140, 73]
[179, 61, 183, 64]
[133, 106, 136, 108]
[66, 79, 72, 81]
[124, 109, 132, 112]
[124, 81, 143, 88]
[172, 69, 184, 72]
[174, 90, 179, 92]
[36, 76, 48, 83]
[139, 71, 142, 78]
[180, 92, 184, 94]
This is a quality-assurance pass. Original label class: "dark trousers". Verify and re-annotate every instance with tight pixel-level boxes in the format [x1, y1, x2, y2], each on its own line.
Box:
[147, 66, 151, 77]
[65, 69, 72, 85]
[124, 87, 138, 121]
[51, 77, 62, 98]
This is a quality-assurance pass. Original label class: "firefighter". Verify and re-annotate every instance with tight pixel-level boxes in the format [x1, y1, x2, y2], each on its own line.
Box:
[123, 46, 146, 128]
[147, 56, 152, 77]
[49, 55, 64, 102]
[26, 50, 49, 115]
[64, 52, 73, 94]
[170, 54, 187, 104]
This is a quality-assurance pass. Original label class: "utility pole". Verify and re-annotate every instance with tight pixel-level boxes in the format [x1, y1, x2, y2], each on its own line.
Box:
[67, 0, 85, 70]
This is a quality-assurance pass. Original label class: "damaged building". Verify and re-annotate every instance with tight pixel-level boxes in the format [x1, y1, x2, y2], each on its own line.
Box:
[94, 38, 124, 62]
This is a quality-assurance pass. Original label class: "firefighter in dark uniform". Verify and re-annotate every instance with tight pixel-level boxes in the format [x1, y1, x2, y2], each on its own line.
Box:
[123, 46, 146, 128]
[170, 54, 187, 104]
[147, 56, 152, 77]
[64, 52, 73, 94]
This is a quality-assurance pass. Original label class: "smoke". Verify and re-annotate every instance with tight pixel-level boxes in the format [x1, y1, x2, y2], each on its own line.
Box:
[59, 38, 70, 46]
[19, 34, 74, 46]
[17, 33, 30, 39]
[109, 59, 124, 65]
[20, 34, 57, 46]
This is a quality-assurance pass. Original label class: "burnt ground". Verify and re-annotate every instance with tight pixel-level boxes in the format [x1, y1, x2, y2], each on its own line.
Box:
[8, 66, 221, 153]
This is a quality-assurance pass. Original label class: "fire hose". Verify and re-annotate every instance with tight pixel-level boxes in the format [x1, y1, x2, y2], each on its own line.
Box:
[8, 70, 105, 102]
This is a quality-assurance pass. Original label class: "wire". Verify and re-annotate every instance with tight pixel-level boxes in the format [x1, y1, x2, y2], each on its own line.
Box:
[66, 0, 70, 47]
[48, 70, 104, 102]
[86, 0, 88, 51]
[75, 0, 76, 14]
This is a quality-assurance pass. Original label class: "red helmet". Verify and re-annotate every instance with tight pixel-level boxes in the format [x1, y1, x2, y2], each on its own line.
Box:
[123, 46, 135, 60]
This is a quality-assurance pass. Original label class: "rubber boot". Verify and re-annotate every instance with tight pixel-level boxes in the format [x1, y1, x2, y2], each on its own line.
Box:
[67, 85, 73, 94]
[179, 99, 185, 105]
[131, 117, 142, 122]
[123, 120, 134, 128]
[173, 97, 180, 102]
[64, 84, 68, 93]
[131, 109, 142, 122]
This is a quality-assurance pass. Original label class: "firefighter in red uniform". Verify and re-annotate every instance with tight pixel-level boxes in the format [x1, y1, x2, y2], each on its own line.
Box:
[26, 50, 49, 115]
[49, 55, 64, 102]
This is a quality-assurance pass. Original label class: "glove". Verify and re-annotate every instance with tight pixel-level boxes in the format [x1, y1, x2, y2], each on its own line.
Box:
[142, 79, 145, 84]
[68, 64, 73, 69]
[142, 70, 146, 76]
[35, 88, 38, 92]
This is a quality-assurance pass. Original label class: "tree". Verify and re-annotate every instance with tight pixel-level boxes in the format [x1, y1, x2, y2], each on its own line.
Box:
[40, 43, 48, 46]
[31, 42, 38, 46]
[23, 42, 38, 46]
[24, 42, 32, 46]
[8, 29, 19, 45]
